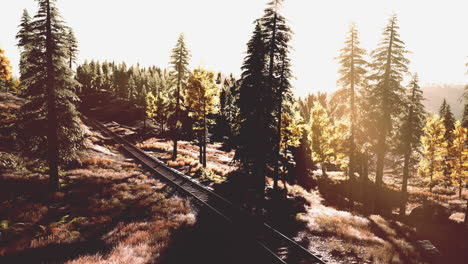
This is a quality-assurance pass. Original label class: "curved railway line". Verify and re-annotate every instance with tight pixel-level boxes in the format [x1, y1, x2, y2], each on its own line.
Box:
[90, 120, 326, 264]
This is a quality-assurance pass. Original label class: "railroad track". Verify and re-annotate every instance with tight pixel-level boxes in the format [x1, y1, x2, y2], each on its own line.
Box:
[91, 120, 326, 264]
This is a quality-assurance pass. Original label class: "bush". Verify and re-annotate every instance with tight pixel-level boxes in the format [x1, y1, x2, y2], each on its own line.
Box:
[0, 152, 21, 170]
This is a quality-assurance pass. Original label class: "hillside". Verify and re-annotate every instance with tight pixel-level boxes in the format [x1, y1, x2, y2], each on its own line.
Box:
[422, 84, 465, 119]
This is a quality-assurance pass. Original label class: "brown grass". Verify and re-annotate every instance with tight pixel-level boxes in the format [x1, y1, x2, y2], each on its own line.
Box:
[291, 185, 424, 263]
[137, 137, 234, 185]
[0, 144, 196, 263]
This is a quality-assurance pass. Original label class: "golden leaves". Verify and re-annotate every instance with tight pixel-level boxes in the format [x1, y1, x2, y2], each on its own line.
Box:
[0, 48, 13, 81]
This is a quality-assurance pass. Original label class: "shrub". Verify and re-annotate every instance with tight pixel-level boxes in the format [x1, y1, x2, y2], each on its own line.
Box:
[0, 152, 21, 170]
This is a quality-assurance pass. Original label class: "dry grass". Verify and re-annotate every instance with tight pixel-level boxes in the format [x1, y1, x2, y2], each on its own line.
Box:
[138, 137, 234, 184]
[0, 144, 197, 263]
[291, 185, 424, 264]
[327, 170, 467, 217]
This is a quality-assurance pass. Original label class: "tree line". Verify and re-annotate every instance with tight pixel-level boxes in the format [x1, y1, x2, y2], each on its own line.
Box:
[6, 0, 467, 215]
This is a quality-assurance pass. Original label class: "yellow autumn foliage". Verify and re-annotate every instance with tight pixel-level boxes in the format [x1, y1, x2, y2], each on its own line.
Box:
[449, 121, 468, 198]
[0, 48, 13, 81]
[185, 67, 219, 130]
[418, 115, 448, 191]
[308, 103, 350, 175]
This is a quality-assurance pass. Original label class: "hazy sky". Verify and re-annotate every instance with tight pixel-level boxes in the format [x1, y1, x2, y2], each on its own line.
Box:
[1, 0, 467, 97]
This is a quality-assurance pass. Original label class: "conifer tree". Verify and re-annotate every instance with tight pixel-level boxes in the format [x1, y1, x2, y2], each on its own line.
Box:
[234, 22, 270, 192]
[260, 0, 293, 190]
[212, 75, 239, 146]
[462, 103, 468, 128]
[128, 75, 138, 101]
[65, 28, 78, 69]
[439, 99, 456, 143]
[185, 68, 218, 167]
[449, 121, 468, 198]
[16, 9, 34, 86]
[368, 14, 409, 208]
[439, 99, 456, 182]
[419, 115, 447, 192]
[336, 23, 367, 180]
[169, 34, 191, 160]
[397, 74, 426, 215]
[76, 61, 93, 94]
[17, 0, 84, 191]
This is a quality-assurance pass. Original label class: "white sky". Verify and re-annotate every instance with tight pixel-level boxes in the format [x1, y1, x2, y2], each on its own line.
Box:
[1, 0, 467, 97]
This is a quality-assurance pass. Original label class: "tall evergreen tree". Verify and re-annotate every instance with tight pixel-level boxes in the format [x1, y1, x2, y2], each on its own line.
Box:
[462, 103, 468, 128]
[16, 9, 34, 86]
[439, 99, 456, 142]
[260, 0, 293, 191]
[439, 99, 456, 182]
[169, 34, 191, 161]
[234, 22, 270, 193]
[65, 28, 78, 69]
[367, 14, 409, 211]
[17, 0, 84, 190]
[336, 23, 367, 180]
[397, 74, 426, 215]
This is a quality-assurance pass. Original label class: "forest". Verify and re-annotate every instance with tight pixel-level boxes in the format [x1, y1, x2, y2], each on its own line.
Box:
[0, 0, 467, 263]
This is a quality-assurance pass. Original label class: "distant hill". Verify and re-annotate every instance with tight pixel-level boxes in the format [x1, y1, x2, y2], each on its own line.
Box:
[422, 84, 465, 120]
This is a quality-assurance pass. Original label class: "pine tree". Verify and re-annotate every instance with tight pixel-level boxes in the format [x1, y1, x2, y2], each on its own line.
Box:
[234, 22, 270, 192]
[419, 115, 447, 192]
[439, 99, 456, 142]
[76, 61, 93, 95]
[368, 14, 409, 210]
[397, 74, 426, 215]
[439, 99, 456, 183]
[260, 0, 293, 190]
[462, 103, 468, 128]
[212, 76, 239, 145]
[17, 0, 84, 191]
[169, 34, 191, 161]
[336, 23, 368, 180]
[128, 75, 138, 102]
[65, 28, 78, 69]
[16, 9, 34, 88]
[185, 68, 218, 167]
[449, 121, 468, 198]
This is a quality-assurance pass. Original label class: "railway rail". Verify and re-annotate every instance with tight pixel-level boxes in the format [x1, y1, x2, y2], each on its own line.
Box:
[91, 120, 326, 264]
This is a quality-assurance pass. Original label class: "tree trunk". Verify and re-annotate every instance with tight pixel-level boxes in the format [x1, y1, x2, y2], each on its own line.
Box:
[374, 130, 386, 212]
[172, 77, 181, 161]
[429, 163, 434, 192]
[198, 135, 203, 164]
[45, 0, 60, 191]
[202, 105, 207, 168]
[321, 163, 327, 177]
[349, 32, 356, 182]
[400, 149, 410, 216]
[362, 154, 369, 181]
[464, 199, 468, 228]
[69, 50, 72, 69]
[274, 96, 282, 191]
